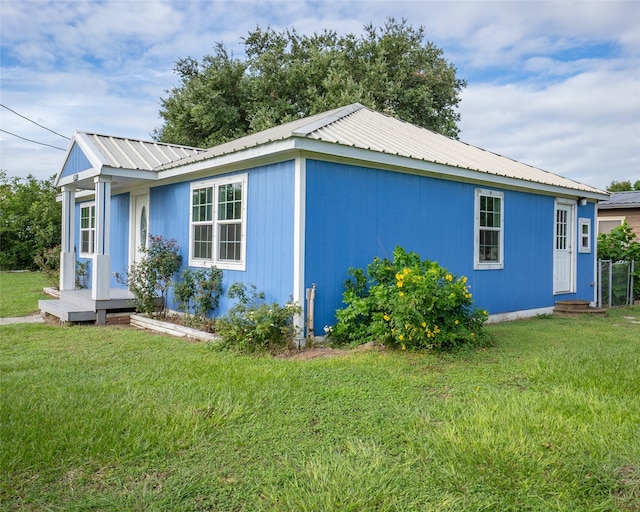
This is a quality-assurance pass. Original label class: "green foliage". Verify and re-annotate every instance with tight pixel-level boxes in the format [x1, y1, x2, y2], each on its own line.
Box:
[606, 179, 640, 192]
[598, 221, 640, 300]
[0, 171, 61, 270]
[75, 260, 90, 289]
[123, 235, 182, 316]
[33, 244, 60, 287]
[173, 265, 223, 329]
[216, 282, 302, 353]
[598, 221, 640, 262]
[155, 18, 466, 147]
[331, 247, 489, 350]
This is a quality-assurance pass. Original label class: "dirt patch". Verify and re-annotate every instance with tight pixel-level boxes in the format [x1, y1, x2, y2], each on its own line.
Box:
[281, 341, 386, 360]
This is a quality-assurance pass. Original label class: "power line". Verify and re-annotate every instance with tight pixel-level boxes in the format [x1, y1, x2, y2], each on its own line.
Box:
[0, 103, 70, 140]
[0, 129, 67, 151]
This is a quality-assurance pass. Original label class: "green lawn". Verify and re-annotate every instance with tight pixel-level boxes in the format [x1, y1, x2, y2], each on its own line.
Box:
[1, 307, 639, 511]
[0, 271, 51, 317]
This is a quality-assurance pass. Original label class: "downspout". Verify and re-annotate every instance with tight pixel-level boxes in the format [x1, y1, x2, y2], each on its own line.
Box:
[306, 283, 316, 339]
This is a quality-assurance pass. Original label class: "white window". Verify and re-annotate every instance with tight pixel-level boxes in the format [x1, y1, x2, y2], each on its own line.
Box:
[79, 202, 95, 256]
[474, 188, 504, 270]
[189, 174, 247, 270]
[578, 218, 591, 253]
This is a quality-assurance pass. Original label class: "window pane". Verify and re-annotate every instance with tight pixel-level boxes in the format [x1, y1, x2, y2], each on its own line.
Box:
[193, 225, 213, 259]
[479, 229, 500, 262]
[81, 231, 90, 254]
[193, 187, 213, 222]
[219, 223, 241, 261]
[218, 182, 242, 221]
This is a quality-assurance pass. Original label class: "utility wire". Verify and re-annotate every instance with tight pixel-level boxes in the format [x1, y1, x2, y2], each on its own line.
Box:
[0, 129, 66, 151]
[0, 103, 70, 140]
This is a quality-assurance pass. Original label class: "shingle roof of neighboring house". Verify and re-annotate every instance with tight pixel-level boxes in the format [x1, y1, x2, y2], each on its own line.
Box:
[74, 131, 204, 171]
[156, 103, 606, 196]
[598, 190, 640, 209]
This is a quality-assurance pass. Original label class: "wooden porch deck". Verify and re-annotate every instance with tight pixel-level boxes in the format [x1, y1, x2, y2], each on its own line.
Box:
[39, 288, 137, 325]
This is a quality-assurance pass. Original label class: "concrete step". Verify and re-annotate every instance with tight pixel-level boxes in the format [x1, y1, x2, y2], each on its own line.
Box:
[38, 299, 96, 323]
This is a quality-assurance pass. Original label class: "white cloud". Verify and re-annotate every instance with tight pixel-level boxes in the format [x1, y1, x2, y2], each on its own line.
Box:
[1, 0, 638, 191]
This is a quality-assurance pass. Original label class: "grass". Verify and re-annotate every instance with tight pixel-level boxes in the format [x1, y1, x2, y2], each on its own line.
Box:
[0, 271, 51, 317]
[1, 305, 639, 511]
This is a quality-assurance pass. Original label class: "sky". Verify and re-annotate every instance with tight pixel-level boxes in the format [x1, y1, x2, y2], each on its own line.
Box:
[0, 0, 638, 192]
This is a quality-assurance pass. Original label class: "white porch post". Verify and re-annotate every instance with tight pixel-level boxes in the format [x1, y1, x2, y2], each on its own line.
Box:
[60, 185, 76, 291]
[92, 176, 112, 300]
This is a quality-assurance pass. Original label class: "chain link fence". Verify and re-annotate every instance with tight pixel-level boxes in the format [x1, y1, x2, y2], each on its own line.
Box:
[597, 260, 638, 308]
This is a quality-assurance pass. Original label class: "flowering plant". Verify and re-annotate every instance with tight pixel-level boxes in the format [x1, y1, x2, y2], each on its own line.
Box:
[331, 247, 489, 350]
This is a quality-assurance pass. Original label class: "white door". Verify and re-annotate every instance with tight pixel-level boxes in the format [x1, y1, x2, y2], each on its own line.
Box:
[132, 193, 149, 265]
[553, 201, 574, 294]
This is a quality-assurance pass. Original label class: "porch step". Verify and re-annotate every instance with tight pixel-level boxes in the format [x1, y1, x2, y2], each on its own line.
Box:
[553, 300, 607, 317]
[38, 299, 96, 323]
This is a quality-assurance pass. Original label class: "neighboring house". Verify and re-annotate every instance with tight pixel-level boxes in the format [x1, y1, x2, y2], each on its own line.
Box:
[597, 191, 640, 236]
[40, 103, 608, 330]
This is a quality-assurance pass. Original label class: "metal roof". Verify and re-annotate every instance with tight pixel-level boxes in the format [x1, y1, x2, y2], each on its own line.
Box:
[158, 103, 606, 196]
[78, 132, 204, 170]
[598, 190, 640, 208]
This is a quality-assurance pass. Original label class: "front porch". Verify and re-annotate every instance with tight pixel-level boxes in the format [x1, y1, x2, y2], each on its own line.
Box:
[39, 288, 137, 324]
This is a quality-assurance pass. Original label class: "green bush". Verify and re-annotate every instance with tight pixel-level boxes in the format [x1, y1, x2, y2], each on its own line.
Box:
[173, 265, 223, 330]
[598, 221, 640, 299]
[216, 283, 302, 353]
[330, 247, 490, 350]
[121, 235, 181, 316]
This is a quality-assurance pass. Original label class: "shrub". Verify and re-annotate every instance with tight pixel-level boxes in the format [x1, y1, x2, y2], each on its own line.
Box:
[174, 265, 223, 330]
[216, 283, 302, 353]
[34, 244, 60, 287]
[122, 235, 181, 316]
[598, 221, 640, 299]
[330, 247, 490, 350]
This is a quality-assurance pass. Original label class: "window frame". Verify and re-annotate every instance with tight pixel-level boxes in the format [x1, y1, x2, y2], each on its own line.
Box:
[474, 188, 504, 270]
[188, 174, 247, 271]
[79, 201, 96, 257]
[578, 217, 591, 253]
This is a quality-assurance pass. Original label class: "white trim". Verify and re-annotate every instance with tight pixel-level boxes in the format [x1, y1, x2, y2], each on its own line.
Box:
[597, 216, 625, 235]
[553, 198, 576, 294]
[188, 173, 247, 271]
[79, 200, 96, 258]
[128, 188, 150, 267]
[487, 306, 554, 323]
[293, 156, 306, 342]
[578, 217, 591, 253]
[474, 188, 504, 270]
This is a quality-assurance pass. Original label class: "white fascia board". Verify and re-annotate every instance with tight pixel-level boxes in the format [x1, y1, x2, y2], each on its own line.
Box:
[156, 139, 298, 182]
[56, 168, 100, 188]
[292, 138, 609, 200]
[74, 132, 112, 169]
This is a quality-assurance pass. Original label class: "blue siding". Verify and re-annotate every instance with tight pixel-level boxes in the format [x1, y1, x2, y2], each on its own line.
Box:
[149, 161, 296, 315]
[304, 160, 595, 328]
[61, 143, 92, 179]
[110, 193, 130, 288]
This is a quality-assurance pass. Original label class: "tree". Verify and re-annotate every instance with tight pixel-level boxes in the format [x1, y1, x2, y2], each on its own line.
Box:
[0, 171, 62, 270]
[606, 180, 640, 192]
[155, 18, 466, 148]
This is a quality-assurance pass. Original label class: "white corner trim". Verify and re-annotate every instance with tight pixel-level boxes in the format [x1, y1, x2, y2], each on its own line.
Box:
[293, 156, 306, 334]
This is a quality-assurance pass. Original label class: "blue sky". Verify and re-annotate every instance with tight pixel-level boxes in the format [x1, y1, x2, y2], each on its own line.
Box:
[1, 0, 638, 190]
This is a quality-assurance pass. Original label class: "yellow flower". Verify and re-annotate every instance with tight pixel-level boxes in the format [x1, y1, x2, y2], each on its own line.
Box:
[403, 268, 411, 276]
[401, 343, 406, 350]
[454, 319, 459, 325]
[383, 314, 390, 322]
[399, 292, 405, 297]
[398, 334, 404, 341]
[421, 322, 427, 328]
[397, 281, 404, 288]
[445, 274, 453, 282]
[395, 273, 403, 281]
[462, 276, 467, 284]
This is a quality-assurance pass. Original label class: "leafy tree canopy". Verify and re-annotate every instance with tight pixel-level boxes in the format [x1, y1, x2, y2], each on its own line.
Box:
[606, 180, 640, 192]
[154, 18, 467, 148]
[0, 170, 61, 270]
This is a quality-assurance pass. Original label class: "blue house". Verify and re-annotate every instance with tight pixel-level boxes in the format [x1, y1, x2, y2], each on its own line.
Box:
[40, 103, 608, 331]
